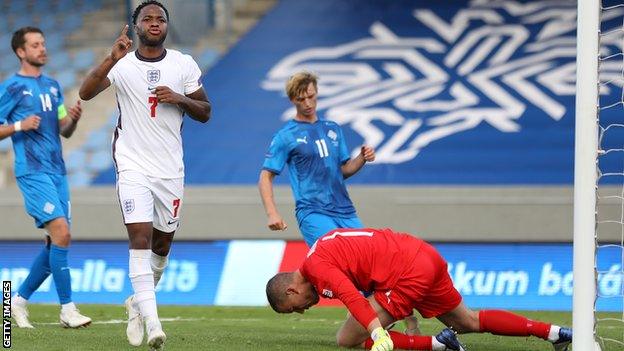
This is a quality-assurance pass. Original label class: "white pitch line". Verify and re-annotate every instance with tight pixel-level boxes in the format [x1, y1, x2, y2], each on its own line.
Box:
[35, 317, 341, 326]
[38, 316, 619, 330]
[37, 316, 207, 325]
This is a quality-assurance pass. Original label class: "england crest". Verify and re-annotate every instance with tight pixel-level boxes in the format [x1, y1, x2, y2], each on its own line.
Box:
[123, 199, 135, 214]
[147, 70, 160, 84]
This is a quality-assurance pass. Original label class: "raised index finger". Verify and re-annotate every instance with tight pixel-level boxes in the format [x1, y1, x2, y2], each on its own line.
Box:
[120, 24, 129, 37]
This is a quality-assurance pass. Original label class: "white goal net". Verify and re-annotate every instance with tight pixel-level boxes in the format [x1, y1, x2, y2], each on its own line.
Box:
[575, 1, 624, 350]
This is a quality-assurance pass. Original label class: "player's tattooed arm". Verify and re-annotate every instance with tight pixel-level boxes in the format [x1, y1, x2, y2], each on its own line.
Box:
[153, 86, 211, 123]
[79, 25, 132, 100]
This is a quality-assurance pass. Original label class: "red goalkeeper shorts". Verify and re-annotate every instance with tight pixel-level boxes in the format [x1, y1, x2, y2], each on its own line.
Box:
[374, 241, 462, 319]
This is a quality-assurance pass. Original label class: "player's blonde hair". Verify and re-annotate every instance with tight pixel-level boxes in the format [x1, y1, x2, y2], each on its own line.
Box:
[285, 71, 318, 100]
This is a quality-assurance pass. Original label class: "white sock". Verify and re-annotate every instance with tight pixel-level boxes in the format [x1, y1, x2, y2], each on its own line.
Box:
[13, 294, 27, 306]
[548, 325, 561, 342]
[431, 336, 446, 350]
[150, 252, 169, 288]
[129, 249, 159, 324]
[61, 302, 76, 312]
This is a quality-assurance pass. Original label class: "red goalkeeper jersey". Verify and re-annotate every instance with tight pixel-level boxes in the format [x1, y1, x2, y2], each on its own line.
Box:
[300, 228, 424, 329]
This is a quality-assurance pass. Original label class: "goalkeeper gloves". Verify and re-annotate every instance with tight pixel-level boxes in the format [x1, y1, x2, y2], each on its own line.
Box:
[371, 327, 393, 351]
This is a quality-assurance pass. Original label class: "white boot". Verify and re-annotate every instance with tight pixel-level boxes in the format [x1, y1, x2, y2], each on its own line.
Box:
[59, 307, 91, 328]
[146, 319, 166, 351]
[125, 295, 145, 346]
[11, 301, 34, 328]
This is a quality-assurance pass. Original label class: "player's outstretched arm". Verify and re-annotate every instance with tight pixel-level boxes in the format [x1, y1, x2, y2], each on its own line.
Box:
[79, 25, 132, 100]
[258, 170, 287, 231]
[153, 86, 211, 123]
[342, 145, 375, 179]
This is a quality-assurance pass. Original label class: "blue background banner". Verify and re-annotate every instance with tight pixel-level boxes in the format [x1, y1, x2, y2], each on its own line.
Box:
[0, 241, 620, 311]
[0, 241, 228, 305]
[89, 0, 622, 185]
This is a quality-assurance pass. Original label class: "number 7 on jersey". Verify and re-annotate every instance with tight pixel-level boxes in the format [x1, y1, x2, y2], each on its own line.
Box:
[148, 96, 158, 118]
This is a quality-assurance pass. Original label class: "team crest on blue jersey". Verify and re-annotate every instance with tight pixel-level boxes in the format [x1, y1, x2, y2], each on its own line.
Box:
[43, 202, 55, 215]
[147, 70, 161, 84]
[123, 199, 135, 214]
[49, 86, 58, 98]
[327, 130, 338, 146]
[327, 130, 337, 141]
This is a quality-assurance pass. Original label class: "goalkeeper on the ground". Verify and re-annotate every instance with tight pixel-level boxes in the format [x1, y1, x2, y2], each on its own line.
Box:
[266, 228, 572, 351]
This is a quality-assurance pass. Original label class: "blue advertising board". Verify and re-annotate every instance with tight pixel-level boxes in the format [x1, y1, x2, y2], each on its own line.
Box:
[0, 241, 228, 305]
[0, 240, 621, 311]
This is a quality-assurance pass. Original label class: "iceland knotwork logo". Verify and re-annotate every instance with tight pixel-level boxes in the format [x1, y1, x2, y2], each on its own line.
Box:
[262, 0, 624, 164]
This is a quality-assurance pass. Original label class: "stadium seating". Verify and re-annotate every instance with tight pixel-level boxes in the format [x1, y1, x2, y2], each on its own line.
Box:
[54, 69, 76, 89]
[72, 49, 95, 71]
[198, 48, 220, 70]
[0, 0, 237, 187]
[87, 150, 111, 173]
[67, 169, 91, 187]
[86, 0, 581, 185]
[0, 138, 11, 153]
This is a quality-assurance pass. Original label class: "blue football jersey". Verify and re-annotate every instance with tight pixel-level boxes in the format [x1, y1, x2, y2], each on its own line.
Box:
[262, 119, 356, 219]
[0, 74, 67, 176]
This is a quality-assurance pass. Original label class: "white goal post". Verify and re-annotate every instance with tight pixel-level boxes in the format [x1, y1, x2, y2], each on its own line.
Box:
[573, 0, 600, 350]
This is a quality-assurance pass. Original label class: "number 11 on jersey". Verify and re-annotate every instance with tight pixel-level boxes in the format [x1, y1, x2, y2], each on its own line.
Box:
[148, 96, 158, 118]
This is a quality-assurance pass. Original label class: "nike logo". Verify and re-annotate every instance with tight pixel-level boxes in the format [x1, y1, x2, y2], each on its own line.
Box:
[22, 90, 33, 96]
[167, 219, 179, 225]
[296, 136, 307, 144]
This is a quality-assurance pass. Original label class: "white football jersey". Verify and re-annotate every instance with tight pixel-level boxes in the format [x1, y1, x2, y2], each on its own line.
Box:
[107, 49, 202, 178]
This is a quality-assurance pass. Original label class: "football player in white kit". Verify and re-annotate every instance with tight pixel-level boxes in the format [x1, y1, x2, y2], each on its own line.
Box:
[79, 1, 211, 349]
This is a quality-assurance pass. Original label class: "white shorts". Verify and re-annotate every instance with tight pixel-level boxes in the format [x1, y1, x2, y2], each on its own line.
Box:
[116, 170, 184, 233]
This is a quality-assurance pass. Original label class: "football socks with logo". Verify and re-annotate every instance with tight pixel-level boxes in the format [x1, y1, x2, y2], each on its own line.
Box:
[364, 331, 433, 350]
[479, 310, 551, 339]
[150, 252, 169, 287]
[50, 244, 72, 304]
[129, 249, 160, 328]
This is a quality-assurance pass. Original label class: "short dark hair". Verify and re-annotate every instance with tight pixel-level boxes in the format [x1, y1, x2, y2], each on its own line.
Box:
[132, 0, 170, 25]
[11, 27, 43, 55]
[266, 272, 292, 313]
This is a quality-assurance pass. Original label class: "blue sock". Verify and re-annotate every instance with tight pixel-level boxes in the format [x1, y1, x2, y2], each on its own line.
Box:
[18, 245, 51, 299]
[49, 244, 72, 304]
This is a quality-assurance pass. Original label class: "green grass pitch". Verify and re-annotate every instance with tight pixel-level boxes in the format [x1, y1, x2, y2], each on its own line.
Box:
[7, 304, 624, 350]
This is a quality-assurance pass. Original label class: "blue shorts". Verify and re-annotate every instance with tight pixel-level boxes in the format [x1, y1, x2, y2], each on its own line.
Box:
[16, 173, 71, 229]
[297, 212, 363, 247]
